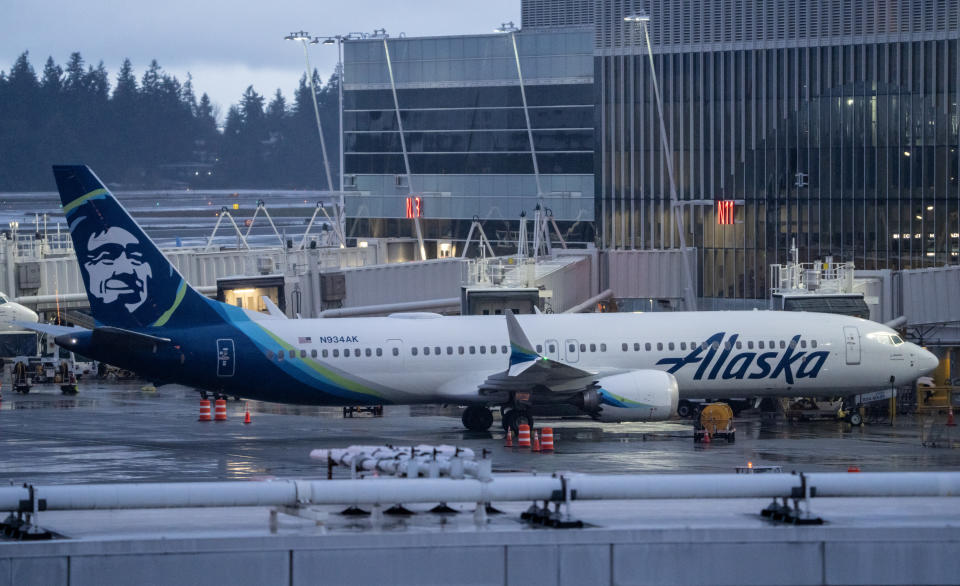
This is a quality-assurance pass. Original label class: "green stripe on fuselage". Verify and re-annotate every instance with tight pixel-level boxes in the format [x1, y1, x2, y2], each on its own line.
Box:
[254, 323, 384, 400]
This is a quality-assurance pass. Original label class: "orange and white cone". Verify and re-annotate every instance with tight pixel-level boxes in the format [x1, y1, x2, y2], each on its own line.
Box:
[243, 405, 252, 425]
[540, 427, 554, 452]
[947, 406, 956, 427]
[517, 424, 531, 448]
[532, 430, 541, 452]
[214, 399, 227, 421]
[504, 429, 513, 448]
[198, 399, 212, 422]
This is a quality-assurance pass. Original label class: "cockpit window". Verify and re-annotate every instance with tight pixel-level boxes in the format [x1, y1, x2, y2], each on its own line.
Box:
[0, 295, 7, 305]
[891, 335, 903, 345]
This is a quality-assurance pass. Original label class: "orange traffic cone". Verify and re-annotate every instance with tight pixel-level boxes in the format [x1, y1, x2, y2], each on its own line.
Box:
[214, 399, 227, 421]
[243, 405, 252, 425]
[540, 428, 554, 452]
[947, 406, 956, 427]
[532, 430, 541, 452]
[517, 424, 531, 448]
[504, 429, 513, 448]
[702, 427, 711, 444]
[198, 399, 212, 422]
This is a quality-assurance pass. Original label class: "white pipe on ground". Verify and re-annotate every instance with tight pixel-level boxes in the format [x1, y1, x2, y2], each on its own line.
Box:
[2, 472, 959, 512]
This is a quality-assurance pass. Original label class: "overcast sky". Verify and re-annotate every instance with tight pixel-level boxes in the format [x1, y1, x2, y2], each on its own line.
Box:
[3, 0, 520, 119]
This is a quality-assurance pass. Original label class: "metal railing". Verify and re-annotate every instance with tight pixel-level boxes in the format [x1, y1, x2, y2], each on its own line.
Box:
[770, 260, 856, 295]
[3, 470, 959, 537]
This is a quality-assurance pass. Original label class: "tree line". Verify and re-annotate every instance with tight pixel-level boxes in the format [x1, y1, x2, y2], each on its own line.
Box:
[0, 51, 339, 191]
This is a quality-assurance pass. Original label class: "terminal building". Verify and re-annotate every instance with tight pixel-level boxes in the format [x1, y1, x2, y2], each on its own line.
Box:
[342, 0, 960, 308]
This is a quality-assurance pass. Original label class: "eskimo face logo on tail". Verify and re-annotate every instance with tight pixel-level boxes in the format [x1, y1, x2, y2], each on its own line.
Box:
[656, 332, 830, 384]
[80, 226, 152, 313]
[66, 198, 184, 329]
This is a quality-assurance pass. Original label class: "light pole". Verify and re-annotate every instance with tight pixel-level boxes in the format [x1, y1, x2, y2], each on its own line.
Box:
[318, 32, 369, 246]
[624, 13, 697, 310]
[321, 35, 351, 244]
[285, 30, 342, 245]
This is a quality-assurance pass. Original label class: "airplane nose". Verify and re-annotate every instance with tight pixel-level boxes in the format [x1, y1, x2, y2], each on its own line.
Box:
[918, 348, 939, 375]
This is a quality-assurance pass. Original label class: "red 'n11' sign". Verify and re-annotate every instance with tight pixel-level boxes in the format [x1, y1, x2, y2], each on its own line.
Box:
[716, 199, 735, 225]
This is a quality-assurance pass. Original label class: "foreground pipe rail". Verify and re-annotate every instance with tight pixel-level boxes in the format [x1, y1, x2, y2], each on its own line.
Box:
[3, 472, 960, 513]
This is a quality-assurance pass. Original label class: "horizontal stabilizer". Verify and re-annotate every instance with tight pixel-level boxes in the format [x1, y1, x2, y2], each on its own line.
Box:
[14, 322, 86, 337]
[94, 326, 171, 345]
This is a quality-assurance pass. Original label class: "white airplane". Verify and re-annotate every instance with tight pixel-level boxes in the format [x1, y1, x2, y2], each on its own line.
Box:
[0, 292, 39, 332]
[30, 165, 940, 431]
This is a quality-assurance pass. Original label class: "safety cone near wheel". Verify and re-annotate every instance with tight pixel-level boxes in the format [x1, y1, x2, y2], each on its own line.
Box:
[243, 404, 252, 425]
[541, 428, 554, 452]
[517, 424, 531, 448]
[198, 399, 212, 422]
[947, 406, 956, 427]
[504, 429, 513, 448]
[532, 430, 541, 452]
[214, 399, 227, 421]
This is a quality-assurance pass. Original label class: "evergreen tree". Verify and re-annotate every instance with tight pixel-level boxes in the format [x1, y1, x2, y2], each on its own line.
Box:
[39, 57, 63, 94]
[0, 52, 40, 187]
[0, 50, 345, 190]
[110, 58, 139, 181]
[266, 89, 286, 124]
[63, 52, 85, 95]
[113, 58, 137, 102]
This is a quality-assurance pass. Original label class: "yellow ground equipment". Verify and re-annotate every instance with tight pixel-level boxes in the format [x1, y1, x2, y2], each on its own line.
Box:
[694, 403, 736, 443]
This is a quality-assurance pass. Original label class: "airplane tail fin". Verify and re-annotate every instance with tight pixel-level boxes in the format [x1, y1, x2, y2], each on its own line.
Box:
[53, 165, 217, 330]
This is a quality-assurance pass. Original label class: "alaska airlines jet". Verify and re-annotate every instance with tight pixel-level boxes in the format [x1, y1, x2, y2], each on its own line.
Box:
[29, 166, 938, 431]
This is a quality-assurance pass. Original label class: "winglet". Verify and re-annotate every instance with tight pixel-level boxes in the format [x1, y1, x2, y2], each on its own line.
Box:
[505, 310, 540, 367]
[262, 296, 288, 319]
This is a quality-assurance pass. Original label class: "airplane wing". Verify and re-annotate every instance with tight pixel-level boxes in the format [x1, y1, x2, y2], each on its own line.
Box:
[479, 311, 600, 395]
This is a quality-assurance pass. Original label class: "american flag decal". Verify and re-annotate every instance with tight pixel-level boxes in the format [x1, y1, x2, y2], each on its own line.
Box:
[298, 336, 312, 344]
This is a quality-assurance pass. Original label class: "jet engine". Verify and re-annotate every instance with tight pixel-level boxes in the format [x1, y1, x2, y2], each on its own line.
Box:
[591, 370, 679, 422]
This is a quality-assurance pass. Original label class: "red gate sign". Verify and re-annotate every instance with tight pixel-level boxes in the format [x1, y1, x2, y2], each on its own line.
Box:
[717, 200, 735, 225]
[405, 196, 423, 219]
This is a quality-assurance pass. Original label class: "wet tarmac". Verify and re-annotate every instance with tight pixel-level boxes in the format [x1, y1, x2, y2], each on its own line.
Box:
[0, 381, 958, 485]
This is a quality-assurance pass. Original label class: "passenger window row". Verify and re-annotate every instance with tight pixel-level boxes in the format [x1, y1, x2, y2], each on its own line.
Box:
[613, 339, 819, 352]
[266, 337, 821, 363]
[411, 345, 509, 356]
[267, 347, 397, 361]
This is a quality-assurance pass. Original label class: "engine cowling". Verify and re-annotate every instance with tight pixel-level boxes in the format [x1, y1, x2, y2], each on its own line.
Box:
[592, 370, 679, 422]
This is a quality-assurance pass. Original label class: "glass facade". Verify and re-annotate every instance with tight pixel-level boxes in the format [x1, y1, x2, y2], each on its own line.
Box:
[591, 0, 960, 301]
[342, 29, 595, 240]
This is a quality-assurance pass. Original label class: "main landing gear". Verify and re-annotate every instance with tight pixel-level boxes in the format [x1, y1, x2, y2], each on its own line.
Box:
[461, 405, 494, 431]
[501, 408, 534, 434]
[460, 405, 534, 433]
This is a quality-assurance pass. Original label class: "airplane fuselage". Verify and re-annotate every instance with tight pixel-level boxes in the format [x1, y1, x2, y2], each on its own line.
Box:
[86, 309, 930, 408]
